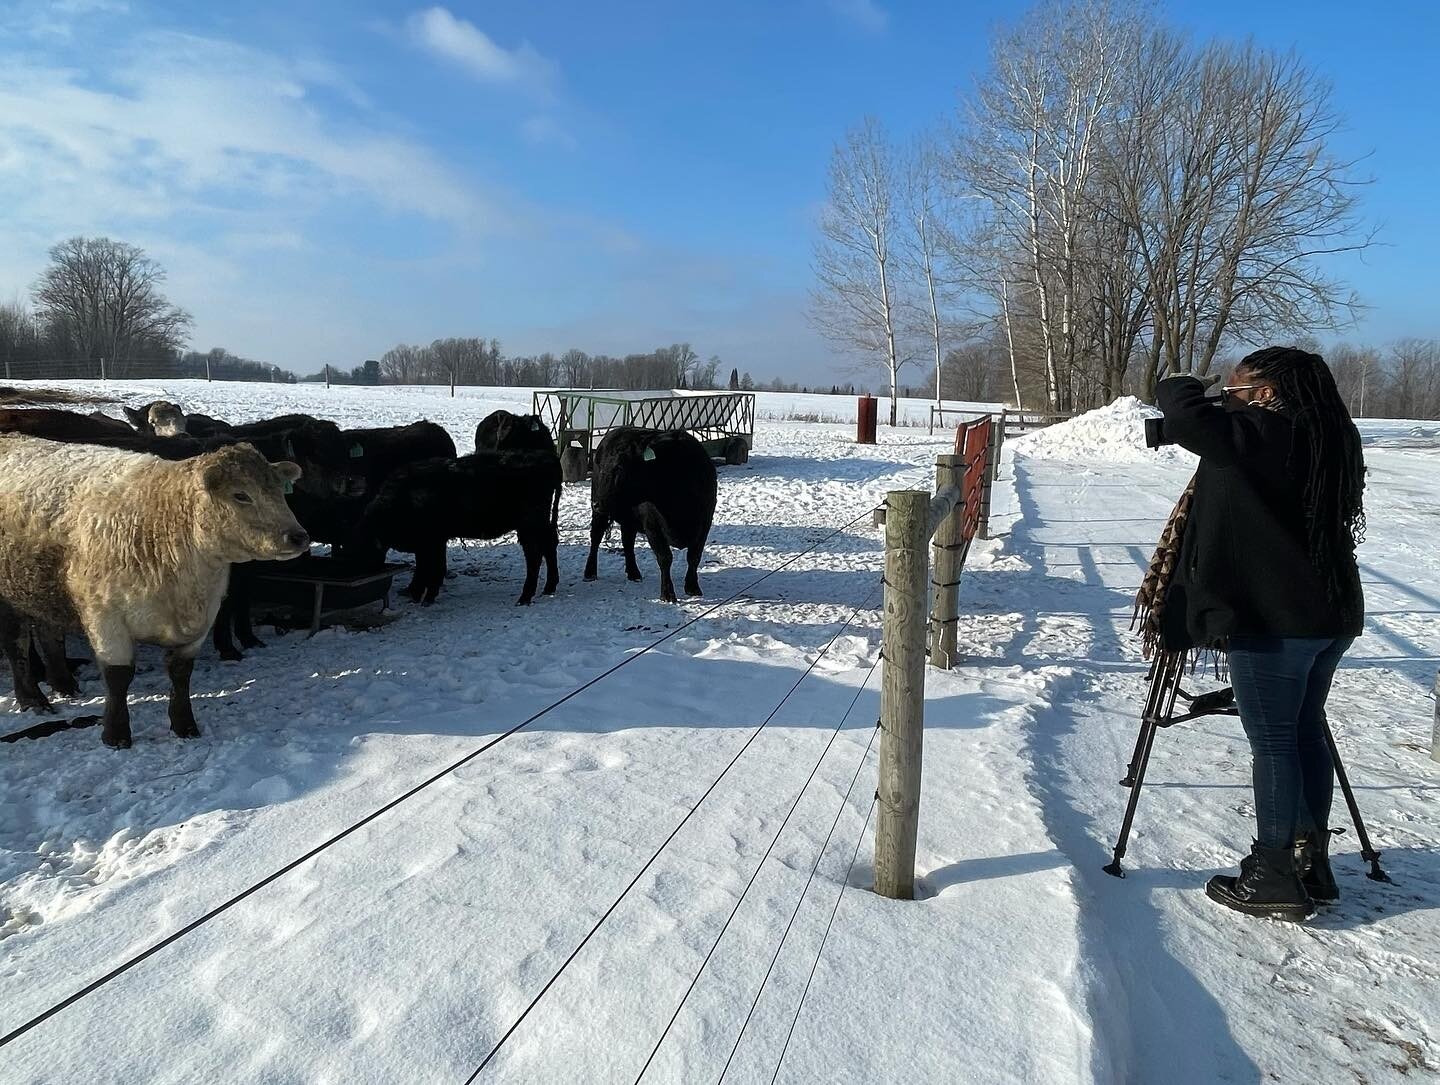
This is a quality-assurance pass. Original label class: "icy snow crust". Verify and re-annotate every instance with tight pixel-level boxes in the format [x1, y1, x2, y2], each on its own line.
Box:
[0, 381, 1435, 1083]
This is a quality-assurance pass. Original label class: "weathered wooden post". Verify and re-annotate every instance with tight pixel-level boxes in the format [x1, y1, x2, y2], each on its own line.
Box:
[1432, 669, 1440, 764]
[450, 365, 457, 398]
[324, 363, 331, 388]
[875, 490, 930, 900]
[979, 414, 1001, 539]
[929, 455, 964, 670]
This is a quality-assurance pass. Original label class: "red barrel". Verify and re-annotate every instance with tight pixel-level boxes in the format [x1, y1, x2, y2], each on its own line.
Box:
[857, 395, 878, 444]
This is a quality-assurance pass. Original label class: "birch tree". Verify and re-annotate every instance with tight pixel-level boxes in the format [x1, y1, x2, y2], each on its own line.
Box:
[810, 118, 910, 425]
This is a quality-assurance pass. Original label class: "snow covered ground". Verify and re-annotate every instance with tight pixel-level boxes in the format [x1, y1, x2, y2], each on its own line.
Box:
[0, 381, 1435, 1083]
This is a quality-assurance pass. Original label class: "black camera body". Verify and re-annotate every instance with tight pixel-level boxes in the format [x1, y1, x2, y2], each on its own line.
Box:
[1144, 417, 1170, 449]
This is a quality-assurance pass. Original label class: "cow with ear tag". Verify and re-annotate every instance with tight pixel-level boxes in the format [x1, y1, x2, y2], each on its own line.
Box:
[0, 435, 307, 747]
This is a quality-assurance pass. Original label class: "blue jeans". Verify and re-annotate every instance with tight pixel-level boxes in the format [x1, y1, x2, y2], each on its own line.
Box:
[1227, 636, 1354, 850]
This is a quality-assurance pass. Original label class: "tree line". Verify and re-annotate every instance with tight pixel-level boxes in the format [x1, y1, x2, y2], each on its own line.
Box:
[810, 0, 1400, 421]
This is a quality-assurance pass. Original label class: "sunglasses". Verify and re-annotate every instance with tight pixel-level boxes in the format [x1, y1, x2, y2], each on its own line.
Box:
[1218, 383, 1262, 402]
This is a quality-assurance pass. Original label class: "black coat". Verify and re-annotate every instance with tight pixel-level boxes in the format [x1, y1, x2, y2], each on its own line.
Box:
[1156, 376, 1364, 649]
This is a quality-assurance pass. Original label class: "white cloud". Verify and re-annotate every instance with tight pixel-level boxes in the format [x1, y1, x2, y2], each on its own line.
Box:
[830, 0, 888, 33]
[405, 7, 557, 91]
[521, 115, 577, 151]
[0, 31, 489, 232]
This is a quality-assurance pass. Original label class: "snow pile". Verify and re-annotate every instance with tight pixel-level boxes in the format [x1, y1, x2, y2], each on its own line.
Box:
[1009, 396, 1194, 464]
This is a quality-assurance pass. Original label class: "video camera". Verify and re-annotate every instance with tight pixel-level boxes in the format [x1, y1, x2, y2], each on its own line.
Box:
[1144, 417, 1170, 449]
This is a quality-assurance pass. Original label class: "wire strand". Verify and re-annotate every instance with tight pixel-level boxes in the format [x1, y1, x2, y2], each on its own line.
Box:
[631, 598, 883, 1082]
[769, 789, 878, 1085]
[464, 588, 880, 1082]
[717, 721, 880, 1083]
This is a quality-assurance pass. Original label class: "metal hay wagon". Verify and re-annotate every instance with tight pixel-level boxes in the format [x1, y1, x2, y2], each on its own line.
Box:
[532, 389, 756, 481]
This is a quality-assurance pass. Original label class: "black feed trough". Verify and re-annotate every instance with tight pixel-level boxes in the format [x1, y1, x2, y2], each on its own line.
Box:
[248, 554, 409, 635]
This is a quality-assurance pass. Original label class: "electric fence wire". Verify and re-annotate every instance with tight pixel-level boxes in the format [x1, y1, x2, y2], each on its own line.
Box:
[718, 710, 882, 1082]
[630, 588, 884, 1082]
[768, 787, 879, 1085]
[464, 584, 883, 1082]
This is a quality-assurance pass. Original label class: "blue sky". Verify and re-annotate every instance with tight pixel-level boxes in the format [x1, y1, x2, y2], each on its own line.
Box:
[0, 0, 1435, 383]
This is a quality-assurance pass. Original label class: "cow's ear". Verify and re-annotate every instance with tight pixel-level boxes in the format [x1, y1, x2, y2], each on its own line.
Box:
[272, 461, 302, 483]
[123, 405, 146, 428]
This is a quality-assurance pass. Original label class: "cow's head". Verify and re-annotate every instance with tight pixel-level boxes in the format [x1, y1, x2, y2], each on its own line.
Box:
[280, 422, 367, 498]
[148, 401, 187, 437]
[193, 443, 310, 562]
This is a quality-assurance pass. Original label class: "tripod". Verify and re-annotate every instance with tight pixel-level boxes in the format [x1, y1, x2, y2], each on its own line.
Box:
[1103, 648, 1391, 883]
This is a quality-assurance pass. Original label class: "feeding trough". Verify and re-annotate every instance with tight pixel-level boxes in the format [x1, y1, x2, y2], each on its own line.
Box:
[532, 389, 756, 481]
[248, 553, 409, 635]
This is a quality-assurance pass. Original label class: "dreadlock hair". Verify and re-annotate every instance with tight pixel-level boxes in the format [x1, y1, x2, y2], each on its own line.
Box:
[1237, 345, 1366, 609]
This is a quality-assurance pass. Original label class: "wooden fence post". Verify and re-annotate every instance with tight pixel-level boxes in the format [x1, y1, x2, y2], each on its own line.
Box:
[875, 489, 930, 900]
[1432, 668, 1439, 764]
[930, 455, 964, 669]
[979, 415, 1001, 539]
[324, 364, 330, 388]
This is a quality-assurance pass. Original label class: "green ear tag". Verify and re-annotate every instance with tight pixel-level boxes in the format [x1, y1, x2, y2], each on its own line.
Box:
[284, 480, 294, 494]
[350, 444, 364, 458]
[643, 447, 657, 461]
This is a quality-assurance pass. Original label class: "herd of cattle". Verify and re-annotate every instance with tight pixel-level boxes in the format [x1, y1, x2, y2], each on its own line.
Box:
[0, 399, 720, 748]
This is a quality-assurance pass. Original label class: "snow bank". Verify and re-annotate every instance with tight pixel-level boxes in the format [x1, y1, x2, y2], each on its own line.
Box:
[1009, 396, 1195, 465]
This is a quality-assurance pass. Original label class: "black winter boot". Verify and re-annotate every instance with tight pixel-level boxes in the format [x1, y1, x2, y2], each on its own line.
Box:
[1295, 830, 1339, 903]
[1205, 843, 1313, 921]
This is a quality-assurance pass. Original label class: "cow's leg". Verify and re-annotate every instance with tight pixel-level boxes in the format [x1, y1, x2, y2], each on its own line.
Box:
[1, 610, 52, 713]
[88, 616, 136, 748]
[684, 538, 705, 598]
[637, 507, 676, 600]
[212, 595, 244, 661]
[621, 521, 644, 583]
[542, 522, 559, 596]
[516, 529, 542, 606]
[421, 540, 447, 606]
[231, 567, 265, 650]
[165, 647, 201, 739]
[37, 627, 80, 696]
[584, 511, 610, 581]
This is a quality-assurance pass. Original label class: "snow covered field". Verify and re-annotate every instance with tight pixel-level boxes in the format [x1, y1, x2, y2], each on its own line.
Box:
[0, 380, 1435, 1083]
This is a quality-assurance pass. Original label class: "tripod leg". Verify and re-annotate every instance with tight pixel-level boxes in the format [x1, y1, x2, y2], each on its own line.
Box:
[1106, 652, 1185, 878]
[1105, 716, 1159, 878]
[1323, 718, 1392, 883]
[1122, 652, 1181, 786]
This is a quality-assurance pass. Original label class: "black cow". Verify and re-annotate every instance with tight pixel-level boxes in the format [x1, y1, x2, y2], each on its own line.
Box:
[474, 410, 556, 454]
[356, 450, 561, 606]
[584, 428, 717, 603]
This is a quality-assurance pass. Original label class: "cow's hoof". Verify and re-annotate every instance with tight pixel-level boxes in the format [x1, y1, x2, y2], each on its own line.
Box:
[515, 597, 534, 607]
[102, 732, 132, 749]
[661, 592, 679, 604]
[542, 585, 557, 595]
[172, 724, 201, 739]
[685, 586, 703, 598]
[583, 570, 598, 582]
[627, 572, 644, 583]
[19, 695, 54, 714]
[239, 636, 267, 651]
[48, 679, 82, 698]
[218, 648, 244, 663]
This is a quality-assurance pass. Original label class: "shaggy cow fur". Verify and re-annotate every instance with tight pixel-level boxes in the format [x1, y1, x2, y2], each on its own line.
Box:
[356, 450, 561, 606]
[584, 427, 717, 603]
[0, 435, 308, 746]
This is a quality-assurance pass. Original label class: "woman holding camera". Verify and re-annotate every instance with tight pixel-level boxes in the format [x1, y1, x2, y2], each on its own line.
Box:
[1155, 346, 1366, 921]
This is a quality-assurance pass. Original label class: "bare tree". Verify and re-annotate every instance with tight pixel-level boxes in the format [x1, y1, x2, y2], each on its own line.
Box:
[900, 134, 967, 408]
[811, 118, 911, 425]
[32, 237, 192, 374]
